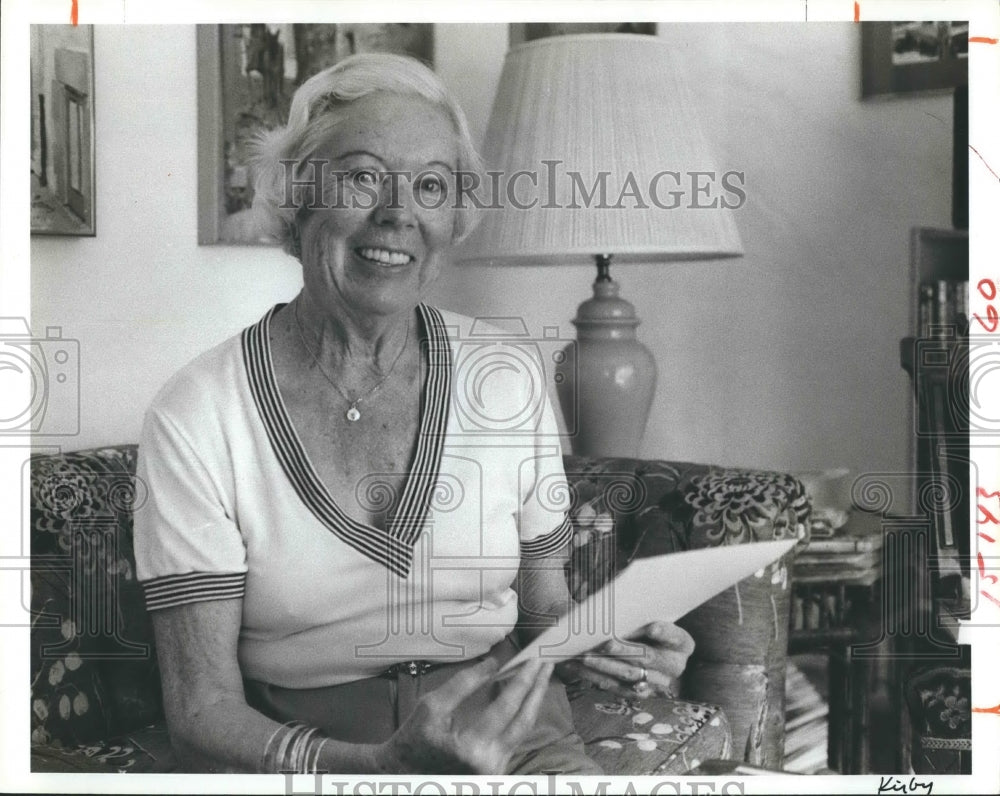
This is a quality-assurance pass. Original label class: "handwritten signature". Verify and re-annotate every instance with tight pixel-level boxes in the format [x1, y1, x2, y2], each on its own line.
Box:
[877, 776, 933, 795]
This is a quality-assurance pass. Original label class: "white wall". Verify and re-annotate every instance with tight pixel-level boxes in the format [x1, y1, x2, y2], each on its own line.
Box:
[32, 23, 953, 488]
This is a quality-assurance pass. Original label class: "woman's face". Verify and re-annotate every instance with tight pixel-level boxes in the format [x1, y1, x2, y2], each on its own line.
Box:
[296, 92, 460, 322]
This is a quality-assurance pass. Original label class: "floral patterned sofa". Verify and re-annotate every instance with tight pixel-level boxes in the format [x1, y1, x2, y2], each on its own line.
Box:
[29, 446, 810, 774]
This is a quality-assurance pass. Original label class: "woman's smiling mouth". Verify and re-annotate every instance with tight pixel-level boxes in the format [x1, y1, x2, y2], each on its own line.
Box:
[356, 247, 414, 266]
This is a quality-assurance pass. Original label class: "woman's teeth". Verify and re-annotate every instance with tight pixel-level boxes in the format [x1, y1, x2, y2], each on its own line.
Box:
[358, 247, 412, 266]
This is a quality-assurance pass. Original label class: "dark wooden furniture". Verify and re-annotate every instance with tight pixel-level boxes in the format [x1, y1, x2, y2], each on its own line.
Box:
[784, 227, 973, 775]
[895, 226, 971, 775]
[789, 510, 888, 773]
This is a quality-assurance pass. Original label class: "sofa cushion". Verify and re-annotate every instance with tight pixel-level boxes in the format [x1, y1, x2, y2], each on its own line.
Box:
[31, 723, 176, 773]
[567, 685, 730, 774]
[30, 560, 116, 747]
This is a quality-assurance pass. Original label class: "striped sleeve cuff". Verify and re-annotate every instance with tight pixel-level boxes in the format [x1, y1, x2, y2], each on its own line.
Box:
[520, 514, 574, 559]
[141, 572, 246, 611]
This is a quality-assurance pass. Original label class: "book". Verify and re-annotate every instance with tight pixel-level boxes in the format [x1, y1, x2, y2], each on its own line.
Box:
[918, 283, 935, 337]
[799, 534, 883, 555]
[937, 279, 952, 334]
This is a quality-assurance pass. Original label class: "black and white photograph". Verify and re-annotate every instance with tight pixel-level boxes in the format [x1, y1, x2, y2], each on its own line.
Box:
[862, 20, 970, 97]
[892, 21, 969, 64]
[3, 1, 999, 794]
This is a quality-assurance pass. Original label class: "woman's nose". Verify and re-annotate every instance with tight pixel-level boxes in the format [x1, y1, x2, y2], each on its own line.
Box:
[372, 175, 417, 227]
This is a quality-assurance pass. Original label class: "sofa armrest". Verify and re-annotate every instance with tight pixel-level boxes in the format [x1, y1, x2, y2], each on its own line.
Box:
[30, 445, 162, 749]
[562, 455, 811, 767]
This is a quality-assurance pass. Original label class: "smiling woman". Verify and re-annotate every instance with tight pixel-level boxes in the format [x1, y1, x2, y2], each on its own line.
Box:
[133, 53, 695, 775]
[291, 94, 458, 323]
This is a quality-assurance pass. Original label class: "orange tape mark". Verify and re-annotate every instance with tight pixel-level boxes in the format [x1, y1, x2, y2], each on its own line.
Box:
[969, 36, 998, 44]
[973, 703, 1000, 714]
[854, 2, 860, 22]
[71, 0, 78, 25]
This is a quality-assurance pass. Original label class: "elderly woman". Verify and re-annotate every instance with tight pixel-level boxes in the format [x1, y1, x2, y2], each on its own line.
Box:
[135, 53, 693, 775]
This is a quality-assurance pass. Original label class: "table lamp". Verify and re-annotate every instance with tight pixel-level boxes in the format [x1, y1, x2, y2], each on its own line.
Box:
[455, 33, 743, 457]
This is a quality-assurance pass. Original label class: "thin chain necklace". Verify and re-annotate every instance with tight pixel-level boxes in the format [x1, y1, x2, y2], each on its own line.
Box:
[292, 300, 410, 422]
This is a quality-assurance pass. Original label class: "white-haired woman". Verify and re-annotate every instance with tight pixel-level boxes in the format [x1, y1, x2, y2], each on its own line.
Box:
[135, 53, 693, 775]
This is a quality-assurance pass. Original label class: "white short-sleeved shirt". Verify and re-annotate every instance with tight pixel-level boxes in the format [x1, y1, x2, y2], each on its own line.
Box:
[135, 304, 572, 688]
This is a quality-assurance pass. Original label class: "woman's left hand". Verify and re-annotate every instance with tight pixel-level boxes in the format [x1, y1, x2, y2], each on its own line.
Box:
[557, 621, 694, 698]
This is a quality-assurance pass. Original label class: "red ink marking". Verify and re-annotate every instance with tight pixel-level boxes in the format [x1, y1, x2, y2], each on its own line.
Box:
[974, 305, 1000, 332]
[970, 145, 1000, 183]
[978, 487, 1000, 499]
[974, 281, 1000, 331]
[982, 590, 1000, 607]
[979, 280, 998, 301]
[969, 37, 999, 45]
[853, 2, 860, 22]
[71, 0, 78, 25]
[978, 505, 1000, 525]
[980, 532, 997, 543]
[973, 703, 1000, 714]
[978, 553, 998, 584]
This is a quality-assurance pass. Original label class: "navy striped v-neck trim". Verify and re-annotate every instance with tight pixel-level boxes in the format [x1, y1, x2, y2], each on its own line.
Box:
[242, 303, 452, 578]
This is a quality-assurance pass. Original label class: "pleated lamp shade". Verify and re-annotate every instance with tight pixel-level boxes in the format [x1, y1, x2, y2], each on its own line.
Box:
[454, 33, 744, 265]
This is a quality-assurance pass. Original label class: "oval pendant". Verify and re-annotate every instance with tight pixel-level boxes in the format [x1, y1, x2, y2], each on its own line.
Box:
[346, 406, 361, 422]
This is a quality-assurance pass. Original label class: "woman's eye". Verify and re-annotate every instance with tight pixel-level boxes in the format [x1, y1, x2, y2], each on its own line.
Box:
[417, 174, 445, 195]
[351, 169, 380, 187]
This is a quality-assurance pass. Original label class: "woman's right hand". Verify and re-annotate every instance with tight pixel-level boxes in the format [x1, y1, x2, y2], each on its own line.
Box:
[373, 658, 554, 774]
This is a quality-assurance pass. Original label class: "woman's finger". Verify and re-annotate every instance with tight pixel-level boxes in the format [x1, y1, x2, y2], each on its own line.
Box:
[425, 658, 499, 714]
[584, 655, 677, 696]
[581, 652, 646, 683]
[642, 621, 695, 654]
[592, 648, 689, 680]
[580, 646, 686, 693]
[501, 662, 555, 743]
[477, 657, 551, 732]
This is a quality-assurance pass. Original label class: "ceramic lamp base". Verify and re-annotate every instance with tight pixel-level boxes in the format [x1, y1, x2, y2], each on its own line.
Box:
[556, 273, 656, 458]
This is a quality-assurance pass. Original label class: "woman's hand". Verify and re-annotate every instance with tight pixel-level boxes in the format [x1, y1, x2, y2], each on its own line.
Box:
[374, 658, 554, 774]
[557, 621, 694, 698]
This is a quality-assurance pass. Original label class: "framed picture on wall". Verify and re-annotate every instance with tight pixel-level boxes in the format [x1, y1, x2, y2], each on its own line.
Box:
[861, 21, 968, 98]
[197, 23, 434, 245]
[30, 25, 96, 236]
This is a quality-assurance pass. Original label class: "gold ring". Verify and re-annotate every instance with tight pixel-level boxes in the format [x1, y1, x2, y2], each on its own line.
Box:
[638, 666, 648, 683]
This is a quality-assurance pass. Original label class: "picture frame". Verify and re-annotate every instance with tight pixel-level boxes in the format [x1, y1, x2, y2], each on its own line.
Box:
[30, 25, 96, 236]
[861, 21, 968, 98]
[198, 23, 434, 245]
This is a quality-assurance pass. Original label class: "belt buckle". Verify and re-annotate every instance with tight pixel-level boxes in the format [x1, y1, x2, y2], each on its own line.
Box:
[386, 660, 434, 678]
[406, 661, 432, 677]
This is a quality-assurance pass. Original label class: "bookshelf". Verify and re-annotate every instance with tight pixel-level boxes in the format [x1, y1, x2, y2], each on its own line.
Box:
[897, 226, 971, 775]
[908, 227, 970, 339]
[901, 226, 969, 574]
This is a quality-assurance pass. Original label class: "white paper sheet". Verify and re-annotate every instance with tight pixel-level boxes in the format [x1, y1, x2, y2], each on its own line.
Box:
[499, 538, 797, 673]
